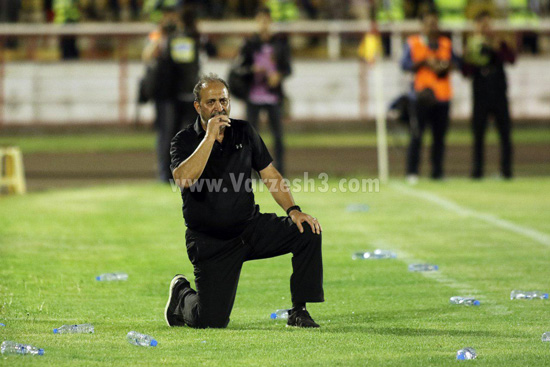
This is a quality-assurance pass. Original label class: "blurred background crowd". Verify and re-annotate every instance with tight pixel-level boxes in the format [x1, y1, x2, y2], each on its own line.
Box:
[1, 0, 550, 60]
[2, 0, 550, 23]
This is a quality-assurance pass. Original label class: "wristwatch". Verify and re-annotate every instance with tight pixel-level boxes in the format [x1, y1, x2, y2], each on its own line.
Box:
[286, 205, 301, 216]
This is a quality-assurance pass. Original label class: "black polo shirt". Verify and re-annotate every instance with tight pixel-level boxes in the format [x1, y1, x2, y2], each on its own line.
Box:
[170, 117, 273, 239]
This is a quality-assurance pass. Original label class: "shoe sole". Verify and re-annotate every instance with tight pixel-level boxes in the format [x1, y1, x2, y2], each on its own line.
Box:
[285, 324, 320, 328]
[164, 275, 188, 327]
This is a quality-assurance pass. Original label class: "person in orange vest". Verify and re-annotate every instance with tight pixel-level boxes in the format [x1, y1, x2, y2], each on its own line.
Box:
[401, 9, 459, 183]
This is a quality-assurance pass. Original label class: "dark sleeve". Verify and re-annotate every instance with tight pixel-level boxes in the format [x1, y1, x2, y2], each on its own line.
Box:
[170, 131, 195, 172]
[247, 124, 273, 172]
[401, 43, 414, 72]
[276, 36, 292, 77]
[497, 41, 516, 64]
[200, 34, 217, 57]
[239, 38, 255, 72]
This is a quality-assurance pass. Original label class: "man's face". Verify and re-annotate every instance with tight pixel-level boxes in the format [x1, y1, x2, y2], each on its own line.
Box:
[476, 16, 492, 35]
[422, 14, 439, 37]
[160, 10, 179, 33]
[194, 81, 231, 126]
[256, 12, 272, 34]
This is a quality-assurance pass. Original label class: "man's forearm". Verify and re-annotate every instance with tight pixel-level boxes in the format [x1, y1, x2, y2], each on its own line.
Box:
[269, 179, 296, 213]
[260, 165, 296, 213]
[172, 137, 215, 188]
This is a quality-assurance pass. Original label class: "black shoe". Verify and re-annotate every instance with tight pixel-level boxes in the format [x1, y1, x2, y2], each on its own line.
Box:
[287, 307, 320, 328]
[165, 274, 190, 327]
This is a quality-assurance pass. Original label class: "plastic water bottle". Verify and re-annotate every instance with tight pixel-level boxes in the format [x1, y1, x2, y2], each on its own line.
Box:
[1, 341, 44, 356]
[450, 297, 480, 306]
[542, 332, 550, 342]
[127, 331, 157, 347]
[53, 323, 94, 334]
[0, 323, 5, 327]
[270, 309, 289, 320]
[96, 272, 128, 281]
[346, 204, 369, 212]
[352, 249, 396, 260]
[408, 263, 438, 272]
[456, 347, 477, 360]
[510, 290, 549, 300]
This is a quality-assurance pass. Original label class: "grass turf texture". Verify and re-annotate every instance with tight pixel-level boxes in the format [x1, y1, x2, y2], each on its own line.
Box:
[0, 128, 548, 153]
[1, 178, 549, 366]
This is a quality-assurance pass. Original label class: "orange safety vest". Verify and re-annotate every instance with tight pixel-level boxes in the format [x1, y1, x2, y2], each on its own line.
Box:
[407, 35, 453, 102]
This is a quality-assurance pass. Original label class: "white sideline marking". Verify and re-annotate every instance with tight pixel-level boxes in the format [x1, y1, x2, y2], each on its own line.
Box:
[391, 182, 550, 247]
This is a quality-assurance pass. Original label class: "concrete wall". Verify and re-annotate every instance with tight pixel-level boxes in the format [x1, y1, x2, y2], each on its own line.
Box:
[3, 58, 549, 125]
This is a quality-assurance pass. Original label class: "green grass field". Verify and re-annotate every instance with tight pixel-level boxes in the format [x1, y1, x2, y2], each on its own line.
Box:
[1, 177, 549, 366]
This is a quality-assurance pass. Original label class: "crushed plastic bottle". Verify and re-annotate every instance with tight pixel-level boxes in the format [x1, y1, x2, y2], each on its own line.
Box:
[0, 323, 5, 327]
[542, 332, 550, 342]
[127, 331, 157, 347]
[95, 272, 128, 281]
[1, 341, 44, 356]
[270, 309, 289, 320]
[450, 296, 480, 306]
[53, 323, 94, 334]
[456, 347, 477, 360]
[408, 263, 438, 272]
[510, 290, 548, 300]
[346, 204, 369, 212]
[352, 249, 396, 260]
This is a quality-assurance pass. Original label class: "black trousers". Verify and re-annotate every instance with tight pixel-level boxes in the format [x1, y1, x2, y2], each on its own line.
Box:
[472, 92, 513, 178]
[174, 211, 324, 328]
[155, 99, 195, 182]
[60, 36, 79, 60]
[246, 102, 285, 175]
[407, 101, 450, 179]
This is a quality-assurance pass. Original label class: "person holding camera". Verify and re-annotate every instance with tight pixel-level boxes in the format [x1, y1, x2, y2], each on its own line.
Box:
[463, 11, 515, 179]
[401, 10, 459, 183]
[143, 4, 213, 183]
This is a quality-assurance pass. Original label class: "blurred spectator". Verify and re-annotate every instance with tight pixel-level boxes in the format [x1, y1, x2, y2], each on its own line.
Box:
[265, 0, 299, 22]
[143, 0, 181, 23]
[405, 0, 435, 19]
[54, 0, 80, 59]
[401, 10, 459, 183]
[0, 0, 21, 23]
[108, 0, 140, 20]
[235, 7, 291, 175]
[237, 0, 258, 18]
[190, 0, 227, 19]
[142, 3, 184, 182]
[373, 0, 405, 56]
[324, 0, 350, 19]
[375, 0, 405, 22]
[466, 0, 497, 19]
[142, 4, 215, 182]
[434, 0, 466, 25]
[0, 0, 21, 49]
[508, 0, 540, 54]
[44, 0, 54, 22]
[463, 11, 515, 179]
[300, 0, 319, 19]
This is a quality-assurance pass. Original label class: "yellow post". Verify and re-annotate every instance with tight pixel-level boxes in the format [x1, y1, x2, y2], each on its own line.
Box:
[0, 147, 27, 195]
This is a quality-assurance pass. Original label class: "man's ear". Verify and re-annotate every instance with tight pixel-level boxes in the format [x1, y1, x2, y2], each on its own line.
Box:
[194, 101, 200, 114]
